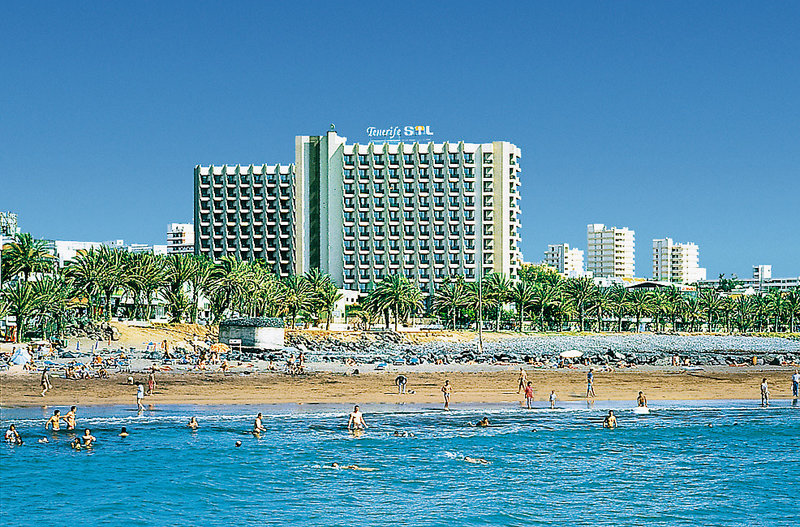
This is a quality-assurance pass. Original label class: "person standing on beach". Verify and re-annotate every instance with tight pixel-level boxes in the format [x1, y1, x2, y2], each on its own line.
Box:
[792, 370, 800, 399]
[45, 410, 62, 431]
[395, 375, 408, 394]
[761, 378, 770, 407]
[136, 384, 145, 411]
[40, 367, 51, 397]
[586, 369, 596, 398]
[549, 390, 557, 409]
[517, 368, 528, 394]
[637, 392, 648, 408]
[348, 405, 368, 430]
[442, 380, 452, 410]
[147, 369, 156, 396]
[64, 406, 77, 430]
[524, 381, 534, 409]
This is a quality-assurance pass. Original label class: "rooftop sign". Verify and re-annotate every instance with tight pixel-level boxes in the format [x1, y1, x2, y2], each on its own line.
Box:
[366, 125, 434, 141]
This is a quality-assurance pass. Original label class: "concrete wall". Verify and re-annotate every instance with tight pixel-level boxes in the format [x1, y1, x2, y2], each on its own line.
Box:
[219, 326, 285, 350]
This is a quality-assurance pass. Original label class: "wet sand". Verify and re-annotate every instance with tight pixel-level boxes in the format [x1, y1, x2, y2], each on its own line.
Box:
[1, 368, 796, 407]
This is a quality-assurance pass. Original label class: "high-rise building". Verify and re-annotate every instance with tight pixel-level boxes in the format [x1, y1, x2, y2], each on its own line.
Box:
[652, 238, 706, 283]
[166, 223, 195, 255]
[586, 223, 635, 278]
[0, 212, 20, 238]
[195, 128, 523, 292]
[544, 243, 586, 277]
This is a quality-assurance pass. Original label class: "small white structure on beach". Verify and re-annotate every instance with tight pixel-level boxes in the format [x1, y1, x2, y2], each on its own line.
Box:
[219, 318, 285, 351]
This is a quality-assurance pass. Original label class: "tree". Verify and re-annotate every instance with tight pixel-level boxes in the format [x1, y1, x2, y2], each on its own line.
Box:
[66, 248, 105, 321]
[564, 277, 597, 331]
[367, 275, 423, 331]
[698, 288, 723, 332]
[531, 281, 562, 331]
[96, 246, 127, 321]
[628, 289, 655, 332]
[319, 285, 343, 331]
[433, 280, 470, 330]
[282, 274, 312, 329]
[784, 288, 800, 333]
[591, 286, 612, 332]
[32, 275, 75, 340]
[304, 269, 336, 327]
[483, 273, 512, 331]
[1, 233, 54, 282]
[3, 281, 38, 342]
[607, 285, 629, 332]
[510, 281, 535, 331]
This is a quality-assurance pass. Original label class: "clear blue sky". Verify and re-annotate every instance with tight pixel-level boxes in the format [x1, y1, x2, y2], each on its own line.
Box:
[2, 1, 798, 279]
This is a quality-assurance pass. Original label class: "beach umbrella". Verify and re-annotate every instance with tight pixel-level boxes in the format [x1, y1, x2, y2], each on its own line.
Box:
[210, 343, 230, 353]
[559, 349, 583, 359]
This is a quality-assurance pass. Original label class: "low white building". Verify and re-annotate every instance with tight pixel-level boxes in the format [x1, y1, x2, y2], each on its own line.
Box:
[167, 223, 195, 255]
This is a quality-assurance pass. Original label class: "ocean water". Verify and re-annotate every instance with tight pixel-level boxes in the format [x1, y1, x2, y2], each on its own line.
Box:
[1, 400, 798, 527]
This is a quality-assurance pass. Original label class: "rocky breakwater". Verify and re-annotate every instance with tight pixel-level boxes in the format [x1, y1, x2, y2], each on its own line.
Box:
[64, 320, 120, 341]
[286, 332, 800, 367]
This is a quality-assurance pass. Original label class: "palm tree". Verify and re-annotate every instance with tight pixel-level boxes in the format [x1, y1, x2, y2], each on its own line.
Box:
[32, 275, 76, 340]
[766, 289, 785, 332]
[187, 256, 213, 323]
[96, 246, 127, 321]
[532, 281, 561, 331]
[2, 233, 55, 282]
[125, 253, 165, 320]
[564, 277, 597, 331]
[510, 281, 535, 331]
[368, 275, 423, 331]
[483, 273, 512, 331]
[607, 285, 629, 332]
[433, 280, 470, 330]
[784, 288, 800, 333]
[304, 269, 335, 327]
[282, 274, 312, 329]
[161, 254, 197, 323]
[3, 281, 38, 342]
[319, 285, 343, 331]
[682, 296, 702, 332]
[628, 289, 655, 332]
[698, 288, 723, 332]
[590, 286, 613, 332]
[66, 248, 105, 321]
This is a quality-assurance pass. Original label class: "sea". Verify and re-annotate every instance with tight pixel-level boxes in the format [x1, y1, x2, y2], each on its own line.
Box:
[1, 400, 798, 526]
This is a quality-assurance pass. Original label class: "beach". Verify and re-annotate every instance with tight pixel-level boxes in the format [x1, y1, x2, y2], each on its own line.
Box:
[2, 366, 796, 406]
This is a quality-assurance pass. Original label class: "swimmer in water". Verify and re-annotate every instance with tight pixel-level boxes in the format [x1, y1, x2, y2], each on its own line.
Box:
[70, 438, 82, 450]
[475, 417, 490, 427]
[636, 391, 648, 408]
[603, 410, 617, 429]
[5, 424, 22, 445]
[392, 431, 414, 437]
[188, 417, 199, 430]
[64, 406, 77, 430]
[45, 410, 62, 431]
[235, 441, 242, 447]
[38, 437, 49, 444]
[253, 413, 266, 435]
[347, 405, 367, 431]
[119, 427, 129, 437]
[329, 463, 377, 472]
[81, 429, 96, 447]
[464, 456, 490, 465]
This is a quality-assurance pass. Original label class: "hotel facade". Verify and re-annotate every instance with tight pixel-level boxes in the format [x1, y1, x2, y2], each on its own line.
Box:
[586, 223, 635, 278]
[652, 237, 706, 284]
[195, 128, 522, 293]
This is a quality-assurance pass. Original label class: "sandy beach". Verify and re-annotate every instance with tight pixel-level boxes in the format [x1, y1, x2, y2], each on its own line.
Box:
[1, 367, 797, 407]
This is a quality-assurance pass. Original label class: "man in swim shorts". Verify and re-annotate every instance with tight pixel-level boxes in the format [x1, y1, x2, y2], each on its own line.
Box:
[761, 378, 770, 407]
[253, 413, 266, 434]
[348, 405, 367, 430]
[45, 410, 62, 431]
[603, 410, 617, 429]
[587, 368, 596, 398]
[636, 391, 648, 408]
[64, 406, 77, 430]
[442, 380, 452, 410]
[395, 375, 408, 394]
[524, 381, 534, 409]
[517, 367, 528, 394]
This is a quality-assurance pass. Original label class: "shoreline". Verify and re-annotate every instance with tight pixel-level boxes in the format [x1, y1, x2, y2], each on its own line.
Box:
[2, 368, 798, 407]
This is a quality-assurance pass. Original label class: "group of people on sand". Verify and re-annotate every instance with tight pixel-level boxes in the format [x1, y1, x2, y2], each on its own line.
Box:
[517, 368, 560, 409]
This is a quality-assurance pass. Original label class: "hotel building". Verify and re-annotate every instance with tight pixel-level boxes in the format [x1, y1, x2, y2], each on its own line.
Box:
[544, 243, 586, 278]
[166, 223, 195, 255]
[195, 128, 522, 292]
[652, 238, 706, 284]
[586, 223, 635, 278]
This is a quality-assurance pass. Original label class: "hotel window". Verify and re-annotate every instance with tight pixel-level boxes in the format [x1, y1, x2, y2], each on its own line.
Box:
[389, 154, 399, 165]
[403, 153, 414, 164]
[343, 183, 354, 194]
[358, 169, 368, 178]
[403, 182, 414, 193]
[449, 225, 460, 235]
[359, 226, 368, 235]
[435, 254, 444, 263]
[344, 154, 354, 165]
[344, 169, 354, 178]
[419, 153, 429, 164]
[483, 153, 492, 164]
[434, 210, 444, 221]
[434, 197, 444, 207]
[434, 182, 444, 193]
[419, 197, 429, 207]
[359, 183, 369, 193]
[434, 167, 443, 178]
[359, 197, 368, 208]
[358, 155, 368, 165]
[419, 182, 429, 193]
[449, 182, 459, 192]
[374, 154, 383, 164]
[449, 197, 459, 207]
[404, 211, 413, 221]
[389, 211, 399, 221]
[374, 197, 384, 207]
[359, 212, 369, 222]
[404, 225, 414, 235]
[404, 240, 414, 250]
[419, 167, 429, 178]
[464, 182, 474, 192]
[390, 226, 399, 237]
[464, 153, 474, 163]
[419, 225, 429, 235]
[375, 212, 384, 222]
[359, 240, 369, 250]
[404, 168, 413, 178]
[359, 255, 368, 264]
[449, 153, 459, 164]
[389, 183, 399, 193]
[448, 168, 458, 178]
[389, 168, 399, 178]
[374, 169, 384, 179]
[434, 153, 444, 164]
[344, 227, 354, 236]
[403, 197, 413, 207]
[465, 167, 474, 177]
[390, 239, 399, 249]
[449, 211, 459, 220]
[483, 182, 492, 192]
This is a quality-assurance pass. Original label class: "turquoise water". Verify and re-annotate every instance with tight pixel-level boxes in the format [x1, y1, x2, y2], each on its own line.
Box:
[1, 400, 798, 526]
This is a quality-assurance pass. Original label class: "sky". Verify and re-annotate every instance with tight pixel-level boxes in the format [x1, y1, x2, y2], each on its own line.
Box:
[1, 1, 798, 279]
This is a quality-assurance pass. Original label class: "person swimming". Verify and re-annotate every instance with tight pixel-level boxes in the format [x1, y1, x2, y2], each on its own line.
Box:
[188, 417, 199, 430]
[392, 431, 414, 437]
[64, 406, 77, 430]
[119, 427, 129, 437]
[235, 441, 242, 447]
[603, 410, 617, 429]
[464, 456, 490, 465]
[328, 463, 377, 472]
[474, 417, 490, 427]
[5, 425, 22, 445]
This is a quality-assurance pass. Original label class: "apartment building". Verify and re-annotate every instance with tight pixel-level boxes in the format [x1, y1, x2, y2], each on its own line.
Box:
[544, 243, 586, 277]
[166, 223, 195, 255]
[652, 238, 706, 283]
[195, 128, 523, 292]
[586, 223, 635, 278]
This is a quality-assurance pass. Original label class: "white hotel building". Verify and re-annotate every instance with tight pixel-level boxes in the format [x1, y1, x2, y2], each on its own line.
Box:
[652, 238, 706, 284]
[166, 223, 195, 255]
[195, 128, 523, 293]
[587, 223, 635, 278]
[544, 243, 586, 278]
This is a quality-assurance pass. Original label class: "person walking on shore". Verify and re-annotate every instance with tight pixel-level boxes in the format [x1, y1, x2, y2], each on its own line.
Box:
[40, 367, 51, 397]
[792, 370, 800, 399]
[136, 383, 145, 411]
[549, 390, 557, 409]
[586, 368, 596, 398]
[761, 378, 770, 407]
[147, 369, 156, 396]
[442, 380, 452, 410]
[517, 368, 528, 394]
[395, 375, 408, 394]
[524, 381, 534, 409]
